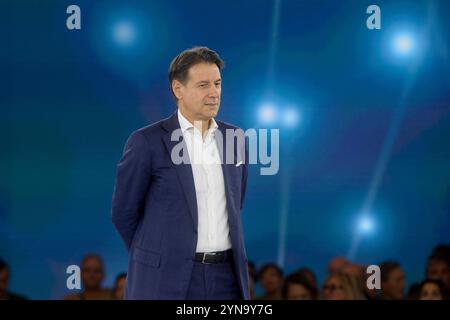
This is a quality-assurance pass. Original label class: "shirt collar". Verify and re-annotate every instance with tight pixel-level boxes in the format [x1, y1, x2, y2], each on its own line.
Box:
[177, 109, 219, 134]
[177, 109, 194, 133]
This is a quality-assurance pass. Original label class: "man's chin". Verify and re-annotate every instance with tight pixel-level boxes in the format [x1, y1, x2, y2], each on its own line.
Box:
[205, 108, 219, 118]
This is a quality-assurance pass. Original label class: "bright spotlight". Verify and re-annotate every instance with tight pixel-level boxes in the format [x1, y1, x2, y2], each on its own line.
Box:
[394, 34, 413, 55]
[258, 103, 278, 125]
[113, 21, 136, 45]
[358, 216, 374, 233]
[282, 107, 300, 128]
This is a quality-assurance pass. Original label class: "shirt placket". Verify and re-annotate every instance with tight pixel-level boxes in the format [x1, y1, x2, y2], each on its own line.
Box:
[203, 135, 214, 251]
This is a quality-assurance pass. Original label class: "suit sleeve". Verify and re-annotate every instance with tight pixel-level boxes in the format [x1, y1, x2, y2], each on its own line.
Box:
[240, 137, 249, 210]
[111, 131, 152, 250]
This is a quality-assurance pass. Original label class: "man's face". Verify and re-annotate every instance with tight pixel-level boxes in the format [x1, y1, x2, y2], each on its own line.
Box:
[174, 62, 222, 121]
[81, 257, 104, 291]
[382, 267, 406, 299]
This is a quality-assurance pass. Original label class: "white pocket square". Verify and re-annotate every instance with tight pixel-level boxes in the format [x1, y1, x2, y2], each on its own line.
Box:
[236, 161, 243, 167]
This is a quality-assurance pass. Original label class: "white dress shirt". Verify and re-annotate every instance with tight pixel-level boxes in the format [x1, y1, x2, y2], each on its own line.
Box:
[177, 109, 232, 253]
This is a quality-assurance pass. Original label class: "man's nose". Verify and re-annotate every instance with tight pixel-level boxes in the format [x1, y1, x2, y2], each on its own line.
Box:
[208, 86, 220, 98]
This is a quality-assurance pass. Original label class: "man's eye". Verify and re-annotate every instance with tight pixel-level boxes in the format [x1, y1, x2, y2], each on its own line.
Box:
[199, 84, 208, 88]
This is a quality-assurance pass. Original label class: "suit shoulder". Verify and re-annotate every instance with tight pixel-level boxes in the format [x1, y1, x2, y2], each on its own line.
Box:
[127, 118, 168, 147]
[217, 120, 243, 131]
[135, 119, 166, 137]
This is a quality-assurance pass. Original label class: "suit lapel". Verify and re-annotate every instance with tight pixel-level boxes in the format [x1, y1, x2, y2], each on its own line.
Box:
[216, 124, 237, 218]
[162, 112, 198, 232]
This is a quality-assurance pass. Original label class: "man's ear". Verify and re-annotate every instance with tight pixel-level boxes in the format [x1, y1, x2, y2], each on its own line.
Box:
[172, 80, 183, 100]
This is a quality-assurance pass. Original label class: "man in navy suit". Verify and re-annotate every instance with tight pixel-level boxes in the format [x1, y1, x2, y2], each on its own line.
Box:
[112, 47, 250, 299]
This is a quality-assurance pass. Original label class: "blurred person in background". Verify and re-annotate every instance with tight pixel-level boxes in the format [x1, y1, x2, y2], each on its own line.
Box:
[431, 244, 450, 261]
[257, 263, 283, 300]
[328, 257, 349, 275]
[282, 273, 318, 300]
[363, 266, 380, 300]
[0, 258, 27, 300]
[426, 254, 450, 290]
[321, 272, 366, 300]
[64, 254, 112, 300]
[380, 261, 406, 300]
[112, 272, 127, 300]
[292, 267, 317, 290]
[407, 283, 422, 300]
[328, 257, 368, 299]
[341, 262, 364, 279]
[419, 278, 448, 300]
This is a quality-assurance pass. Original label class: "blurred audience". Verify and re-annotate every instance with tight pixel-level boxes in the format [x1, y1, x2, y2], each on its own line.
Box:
[407, 282, 422, 300]
[419, 278, 448, 300]
[282, 273, 318, 300]
[380, 261, 406, 300]
[257, 263, 283, 300]
[431, 244, 450, 261]
[292, 267, 317, 290]
[64, 254, 112, 300]
[321, 272, 366, 300]
[362, 267, 380, 300]
[4, 243, 450, 300]
[328, 257, 348, 274]
[426, 254, 450, 290]
[0, 259, 27, 300]
[341, 263, 364, 279]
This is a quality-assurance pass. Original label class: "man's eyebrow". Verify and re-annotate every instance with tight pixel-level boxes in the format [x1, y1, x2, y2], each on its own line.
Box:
[195, 79, 222, 85]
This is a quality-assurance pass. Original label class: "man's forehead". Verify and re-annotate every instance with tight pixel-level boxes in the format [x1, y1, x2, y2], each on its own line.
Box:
[187, 63, 221, 82]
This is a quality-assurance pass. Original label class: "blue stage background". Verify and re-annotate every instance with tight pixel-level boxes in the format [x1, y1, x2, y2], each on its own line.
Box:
[1, 0, 450, 299]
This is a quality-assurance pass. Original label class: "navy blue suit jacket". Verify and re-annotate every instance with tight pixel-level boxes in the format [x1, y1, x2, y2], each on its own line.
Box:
[111, 111, 250, 299]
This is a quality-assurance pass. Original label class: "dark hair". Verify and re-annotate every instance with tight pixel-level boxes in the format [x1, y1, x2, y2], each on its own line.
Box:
[0, 258, 9, 272]
[407, 283, 422, 300]
[282, 273, 318, 300]
[168, 46, 224, 97]
[431, 244, 450, 261]
[380, 261, 401, 282]
[419, 278, 448, 299]
[293, 267, 317, 287]
[257, 263, 283, 281]
[427, 253, 450, 266]
[426, 253, 450, 274]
